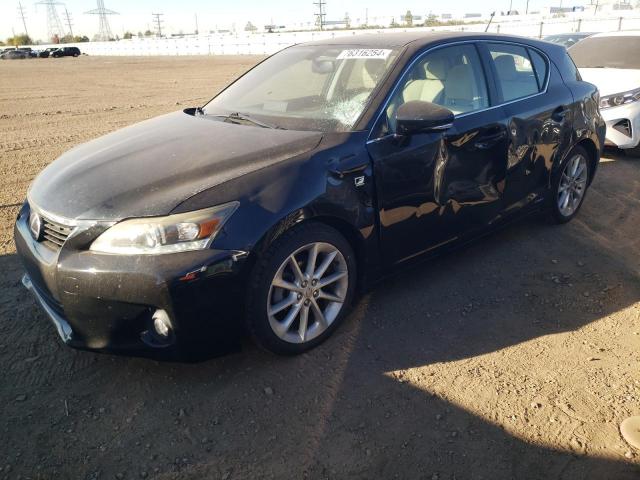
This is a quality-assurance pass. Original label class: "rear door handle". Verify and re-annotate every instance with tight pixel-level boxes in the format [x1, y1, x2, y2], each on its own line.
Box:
[552, 105, 569, 122]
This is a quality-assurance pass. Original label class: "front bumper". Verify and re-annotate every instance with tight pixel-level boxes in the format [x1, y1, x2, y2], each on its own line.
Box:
[14, 204, 248, 360]
[600, 101, 640, 150]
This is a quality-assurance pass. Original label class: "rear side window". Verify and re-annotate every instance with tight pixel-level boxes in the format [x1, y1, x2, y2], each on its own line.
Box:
[561, 52, 581, 82]
[487, 43, 544, 102]
[529, 49, 548, 89]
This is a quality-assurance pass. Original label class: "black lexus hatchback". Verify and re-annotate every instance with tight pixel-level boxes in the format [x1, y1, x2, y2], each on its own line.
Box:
[15, 32, 605, 359]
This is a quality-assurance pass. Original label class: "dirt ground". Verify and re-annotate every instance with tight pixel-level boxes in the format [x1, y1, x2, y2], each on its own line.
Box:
[0, 56, 639, 480]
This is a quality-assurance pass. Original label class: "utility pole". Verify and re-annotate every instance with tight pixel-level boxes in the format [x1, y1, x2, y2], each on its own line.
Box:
[194, 13, 199, 34]
[17, 1, 29, 37]
[365, 8, 368, 26]
[64, 7, 73, 38]
[152, 13, 164, 37]
[35, 0, 66, 42]
[85, 1, 118, 41]
[526, 0, 530, 14]
[313, 0, 326, 30]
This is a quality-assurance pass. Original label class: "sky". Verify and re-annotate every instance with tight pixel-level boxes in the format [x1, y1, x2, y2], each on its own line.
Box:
[1, 0, 571, 41]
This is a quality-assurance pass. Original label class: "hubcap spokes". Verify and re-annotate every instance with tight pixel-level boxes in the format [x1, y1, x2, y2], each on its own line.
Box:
[268, 242, 348, 344]
[558, 154, 588, 217]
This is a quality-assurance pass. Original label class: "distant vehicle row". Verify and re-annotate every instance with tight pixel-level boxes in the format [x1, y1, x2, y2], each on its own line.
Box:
[0, 46, 81, 60]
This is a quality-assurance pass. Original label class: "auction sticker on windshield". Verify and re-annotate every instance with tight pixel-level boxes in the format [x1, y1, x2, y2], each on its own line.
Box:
[337, 49, 392, 60]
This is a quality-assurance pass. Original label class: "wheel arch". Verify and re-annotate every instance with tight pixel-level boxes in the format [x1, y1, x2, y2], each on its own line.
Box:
[574, 137, 599, 185]
[551, 136, 600, 188]
[244, 210, 369, 293]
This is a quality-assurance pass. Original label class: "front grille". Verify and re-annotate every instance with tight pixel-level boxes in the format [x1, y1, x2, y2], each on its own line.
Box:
[41, 215, 74, 250]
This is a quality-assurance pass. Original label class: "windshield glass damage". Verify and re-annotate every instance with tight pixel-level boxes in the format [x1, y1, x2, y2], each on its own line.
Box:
[203, 45, 401, 132]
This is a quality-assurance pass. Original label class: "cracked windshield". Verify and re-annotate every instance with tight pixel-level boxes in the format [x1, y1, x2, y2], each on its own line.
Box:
[203, 46, 400, 131]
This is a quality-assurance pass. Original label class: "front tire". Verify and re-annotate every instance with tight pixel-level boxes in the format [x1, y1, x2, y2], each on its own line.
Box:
[549, 146, 590, 224]
[246, 222, 356, 355]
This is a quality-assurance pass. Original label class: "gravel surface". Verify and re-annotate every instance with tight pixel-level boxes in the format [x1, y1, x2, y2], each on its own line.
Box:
[0, 56, 639, 479]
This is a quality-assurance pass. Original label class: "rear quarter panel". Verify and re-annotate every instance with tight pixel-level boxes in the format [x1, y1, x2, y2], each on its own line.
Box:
[550, 45, 606, 179]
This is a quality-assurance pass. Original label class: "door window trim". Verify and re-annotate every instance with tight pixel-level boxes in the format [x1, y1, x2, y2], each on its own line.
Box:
[366, 39, 551, 144]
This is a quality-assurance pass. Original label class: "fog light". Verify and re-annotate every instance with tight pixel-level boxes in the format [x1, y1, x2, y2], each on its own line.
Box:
[152, 309, 172, 337]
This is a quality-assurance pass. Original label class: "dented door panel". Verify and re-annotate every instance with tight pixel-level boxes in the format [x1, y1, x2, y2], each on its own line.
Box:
[367, 106, 508, 266]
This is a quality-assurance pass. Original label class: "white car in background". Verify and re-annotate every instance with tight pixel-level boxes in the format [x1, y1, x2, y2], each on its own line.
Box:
[570, 31, 640, 156]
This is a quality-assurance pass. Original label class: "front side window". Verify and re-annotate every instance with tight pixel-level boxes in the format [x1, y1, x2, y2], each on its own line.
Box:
[487, 43, 544, 102]
[203, 45, 400, 132]
[380, 44, 489, 134]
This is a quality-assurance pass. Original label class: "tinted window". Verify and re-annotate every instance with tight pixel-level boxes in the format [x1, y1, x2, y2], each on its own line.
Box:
[380, 44, 489, 134]
[528, 49, 548, 89]
[487, 43, 540, 102]
[560, 52, 581, 81]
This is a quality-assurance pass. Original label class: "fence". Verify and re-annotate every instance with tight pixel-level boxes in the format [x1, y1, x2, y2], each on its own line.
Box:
[25, 14, 640, 57]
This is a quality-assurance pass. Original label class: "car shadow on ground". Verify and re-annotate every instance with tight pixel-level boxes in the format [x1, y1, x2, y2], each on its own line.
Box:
[1, 158, 639, 478]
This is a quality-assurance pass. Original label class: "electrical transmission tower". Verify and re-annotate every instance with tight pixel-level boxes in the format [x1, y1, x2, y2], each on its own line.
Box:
[313, 0, 326, 30]
[35, 0, 66, 41]
[152, 13, 164, 37]
[17, 1, 29, 37]
[64, 7, 73, 38]
[85, 0, 118, 41]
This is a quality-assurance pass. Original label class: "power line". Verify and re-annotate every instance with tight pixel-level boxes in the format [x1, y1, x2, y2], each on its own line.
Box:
[17, 1, 29, 37]
[64, 7, 73, 38]
[313, 0, 326, 30]
[85, 0, 119, 42]
[152, 13, 164, 37]
[35, 0, 66, 41]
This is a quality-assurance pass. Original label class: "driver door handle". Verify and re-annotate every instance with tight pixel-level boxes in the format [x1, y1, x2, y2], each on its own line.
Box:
[474, 130, 507, 150]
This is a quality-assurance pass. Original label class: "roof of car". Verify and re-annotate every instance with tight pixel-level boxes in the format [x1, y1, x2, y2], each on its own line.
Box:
[300, 31, 545, 49]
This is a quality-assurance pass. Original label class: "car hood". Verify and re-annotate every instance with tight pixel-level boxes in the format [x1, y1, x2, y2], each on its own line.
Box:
[578, 68, 640, 96]
[28, 110, 323, 221]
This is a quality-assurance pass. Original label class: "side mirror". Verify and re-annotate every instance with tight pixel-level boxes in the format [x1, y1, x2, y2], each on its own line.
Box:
[395, 101, 454, 136]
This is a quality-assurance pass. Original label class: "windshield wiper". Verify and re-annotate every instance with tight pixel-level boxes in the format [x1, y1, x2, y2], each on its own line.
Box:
[204, 111, 284, 129]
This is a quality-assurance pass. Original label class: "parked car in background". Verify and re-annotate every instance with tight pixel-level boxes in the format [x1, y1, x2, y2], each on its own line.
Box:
[51, 46, 81, 58]
[544, 32, 595, 48]
[1, 48, 29, 60]
[15, 32, 605, 360]
[17, 47, 37, 58]
[570, 31, 640, 156]
[38, 47, 59, 58]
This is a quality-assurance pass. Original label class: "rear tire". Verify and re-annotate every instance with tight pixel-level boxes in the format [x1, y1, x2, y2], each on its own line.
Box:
[548, 146, 591, 224]
[246, 222, 356, 355]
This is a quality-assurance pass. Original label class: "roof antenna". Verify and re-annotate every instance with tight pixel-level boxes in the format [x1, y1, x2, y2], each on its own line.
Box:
[485, 12, 495, 32]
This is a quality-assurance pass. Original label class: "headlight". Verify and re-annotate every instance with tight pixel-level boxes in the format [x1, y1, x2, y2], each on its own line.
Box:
[599, 87, 640, 109]
[89, 202, 239, 255]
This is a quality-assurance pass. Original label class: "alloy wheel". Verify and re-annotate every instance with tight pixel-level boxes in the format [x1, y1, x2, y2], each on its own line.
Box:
[557, 154, 588, 217]
[267, 242, 348, 344]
